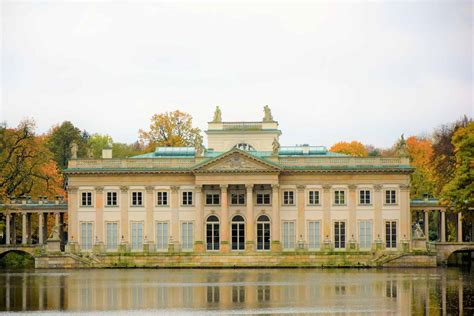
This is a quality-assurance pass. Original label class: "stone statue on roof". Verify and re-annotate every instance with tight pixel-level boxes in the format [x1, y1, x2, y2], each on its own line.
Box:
[397, 134, 408, 157]
[70, 142, 78, 159]
[272, 137, 280, 155]
[194, 134, 204, 157]
[263, 105, 273, 122]
[212, 106, 222, 122]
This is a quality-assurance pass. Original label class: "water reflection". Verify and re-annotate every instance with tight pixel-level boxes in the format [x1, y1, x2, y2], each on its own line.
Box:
[0, 268, 472, 314]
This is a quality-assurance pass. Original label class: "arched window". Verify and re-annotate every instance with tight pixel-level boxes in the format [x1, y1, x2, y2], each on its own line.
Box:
[257, 215, 271, 250]
[231, 215, 245, 250]
[234, 143, 256, 151]
[206, 215, 220, 251]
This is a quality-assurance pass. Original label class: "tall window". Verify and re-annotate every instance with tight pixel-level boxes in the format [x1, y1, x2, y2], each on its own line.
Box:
[257, 215, 271, 250]
[231, 192, 245, 205]
[157, 191, 168, 206]
[359, 221, 372, 249]
[282, 221, 295, 249]
[156, 222, 169, 251]
[308, 191, 320, 205]
[106, 192, 117, 206]
[334, 221, 346, 249]
[283, 191, 294, 205]
[182, 191, 193, 206]
[131, 191, 143, 206]
[256, 192, 271, 205]
[385, 190, 397, 205]
[308, 221, 321, 249]
[206, 193, 220, 205]
[81, 192, 92, 206]
[106, 222, 118, 250]
[334, 190, 345, 205]
[385, 221, 397, 249]
[131, 222, 143, 250]
[359, 190, 371, 205]
[181, 222, 193, 250]
[231, 215, 245, 250]
[206, 215, 220, 251]
[81, 222, 93, 249]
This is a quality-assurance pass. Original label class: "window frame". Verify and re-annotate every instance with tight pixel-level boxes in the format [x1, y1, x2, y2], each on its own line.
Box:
[156, 191, 169, 207]
[307, 190, 321, 206]
[358, 189, 372, 206]
[105, 221, 119, 250]
[80, 191, 93, 207]
[384, 189, 398, 205]
[255, 191, 271, 206]
[80, 221, 94, 250]
[155, 221, 169, 251]
[105, 191, 118, 207]
[358, 220, 373, 250]
[385, 220, 397, 249]
[182, 191, 194, 206]
[130, 191, 144, 207]
[333, 190, 346, 206]
[130, 221, 144, 251]
[334, 221, 346, 250]
[205, 191, 221, 206]
[282, 220, 296, 250]
[308, 220, 321, 250]
[282, 190, 295, 206]
[181, 221, 194, 251]
[230, 191, 246, 205]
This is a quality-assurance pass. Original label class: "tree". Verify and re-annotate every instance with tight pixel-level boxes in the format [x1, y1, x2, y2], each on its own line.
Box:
[0, 120, 64, 201]
[329, 141, 368, 157]
[46, 121, 87, 170]
[87, 134, 113, 158]
[441, 122, 474, 222]
[406, 136, 436, 199]
[112, 142, 146, 158]
[138, 110, 202, 151]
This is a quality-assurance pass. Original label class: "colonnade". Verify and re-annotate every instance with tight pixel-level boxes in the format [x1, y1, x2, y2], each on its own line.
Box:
[411, 208, 465, 242]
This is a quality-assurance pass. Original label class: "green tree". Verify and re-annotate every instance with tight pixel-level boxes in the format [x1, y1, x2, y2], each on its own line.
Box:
[87, 134, 113, 158]
[112, 142, 146, 158]
[441, 122, 474, 222]
[138, 110, 202, 151]
[46, 121, 87, 170]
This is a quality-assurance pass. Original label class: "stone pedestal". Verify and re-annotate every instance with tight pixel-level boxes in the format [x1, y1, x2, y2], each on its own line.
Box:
[375, 238, 383, 251]
[168, 241, 176, 253]
[296, 238, 306, 252]
[66, 241, 79, 253]
[93, 242, 105, 254]
[118, 242, 129, 254]
[412, 238, 427, 251]
[323, 239, 332, 252]
[143, 241, 155, 253]
[348, 238, 357, 251]
[46, 239, 61, 253]
[401, 239, 410, 252]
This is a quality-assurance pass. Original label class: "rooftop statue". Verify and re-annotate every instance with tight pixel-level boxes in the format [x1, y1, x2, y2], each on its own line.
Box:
[397, 134, 409, 157]
[212, 106, 222, 123]
[194, 134, 204, 157]
[272, 137, 280, 155]
[263, 105, 273, 122]
[70, 142, 78, 159]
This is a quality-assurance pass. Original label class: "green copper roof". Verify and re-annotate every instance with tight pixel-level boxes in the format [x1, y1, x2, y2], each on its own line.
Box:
[132, 147, 196, 158]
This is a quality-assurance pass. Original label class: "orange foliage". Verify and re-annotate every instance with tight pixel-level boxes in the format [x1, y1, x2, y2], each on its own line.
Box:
[329, 141, 368, 157]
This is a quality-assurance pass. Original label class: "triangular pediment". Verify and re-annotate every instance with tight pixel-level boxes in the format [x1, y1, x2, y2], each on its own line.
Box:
[193, 149, 281, 173]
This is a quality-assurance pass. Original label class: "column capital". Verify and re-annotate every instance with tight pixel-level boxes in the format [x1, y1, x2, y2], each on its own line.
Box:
[348, 184, 357, 192]
[120, 186, 128, 193]
[271, 184, 279, 191]
[322, 184, 331, 192]
[195, 185, 203, 193]
[68, 186, 78, 193]
[296, 185, 306, 191]
[399, 184, 410, 192]
[220, 184, 229, 190]
[245, 184, 254, 191]
[170, 185, 180, 192]
[374, 184, 383, 192]
[145, 186, 154, 192]
[440, 209, 447, 213]
[95, 186, 104, 193]
[423, 209, 430, 213]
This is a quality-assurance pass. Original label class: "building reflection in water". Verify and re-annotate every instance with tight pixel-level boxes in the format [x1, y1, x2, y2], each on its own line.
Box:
[0, 268, 472, 313]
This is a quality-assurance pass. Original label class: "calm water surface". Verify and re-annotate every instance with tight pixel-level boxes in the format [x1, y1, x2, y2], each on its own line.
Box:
[0, 268, 473, 314]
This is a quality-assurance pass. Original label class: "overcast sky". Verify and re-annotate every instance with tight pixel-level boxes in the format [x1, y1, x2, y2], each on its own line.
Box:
[1, 1, 472, 148]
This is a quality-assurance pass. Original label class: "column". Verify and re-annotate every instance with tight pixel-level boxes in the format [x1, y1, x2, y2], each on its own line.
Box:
[424, 210, 429, 241]
[271, 184, 281, 252]
[296, 185, 306, 243]
[12, 214, 17, 245]
[220, 184, 229, 252]
[26, 213, 32, 244]
[43, 213, 48, 242]
[457, 212, 463, 242]
[38, 212, 44, 244]
[322, 185, 332, 241]
[440, 210, 446, 242]
[194, 185, 204, 252]
[120, 186, 129, 245]
[399, 184, 410, 241]
[170, 186, 180, 246]
[348, 185, 357, 243]
[5, 213, 11, 245]
[59, 213, 64, 244]
[145, 186, 154, 245]
[245, 184, 254, 251]
[95, 186, 104, 244]
[22, 212, 27, 244]
[67, 186, 78, 243]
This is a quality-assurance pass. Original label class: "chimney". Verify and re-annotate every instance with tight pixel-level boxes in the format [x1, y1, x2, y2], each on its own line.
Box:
[102, 148, 112, 159]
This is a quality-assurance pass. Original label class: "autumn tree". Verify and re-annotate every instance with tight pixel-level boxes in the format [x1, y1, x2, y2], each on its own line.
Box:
[329, 141, 368, 157]
[405, 136, 436, 199]
[46, 121, 88, 170]
[139, 110, 202, 151]
[0, 120, 64, 201]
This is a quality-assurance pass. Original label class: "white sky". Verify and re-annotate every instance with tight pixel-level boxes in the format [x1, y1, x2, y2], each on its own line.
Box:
[1, 0, 473, 148]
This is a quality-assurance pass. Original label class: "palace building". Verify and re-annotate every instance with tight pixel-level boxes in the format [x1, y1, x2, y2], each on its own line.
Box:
[65, 106, 414, 255]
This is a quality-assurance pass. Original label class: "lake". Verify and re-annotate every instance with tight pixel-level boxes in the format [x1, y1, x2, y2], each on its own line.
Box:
[0, 268, 472, 314]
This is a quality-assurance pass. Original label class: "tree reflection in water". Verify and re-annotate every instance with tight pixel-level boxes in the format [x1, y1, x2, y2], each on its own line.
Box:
[0, 268, 472, 314]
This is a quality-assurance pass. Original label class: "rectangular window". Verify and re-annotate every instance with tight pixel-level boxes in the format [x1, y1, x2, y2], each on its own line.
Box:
[81, 222, 93, 250]
[334, 190, 345, 205]
[308, 190, 320, 205]
[181, 222, 194, 250]
[106, 192, 117, 206]
[156, 222, 169, 251]
[131, 191, 143, 206]
[81, 192, 92, 206]
[282, 221, 295, 249]
[308, 221, 321, 249]
[106, 222, 118, 250]
[359, 190, 371, 205]
[386, 221, 397, 249]
[205, 193, 220, 205]
[256, 193, 271, 205]
[131, 222, 143, 250]
[231, 193, 245, 205]
[359, 221, 372, 249]
[334, 221, 346, 249]
[182, 191, 193, 206]
[385, 190, 397, 205]
[156, 191, 168, 206]
[283, 191, 294, 205]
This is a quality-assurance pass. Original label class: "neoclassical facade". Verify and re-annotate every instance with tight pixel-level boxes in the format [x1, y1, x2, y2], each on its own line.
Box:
[65, 107, 413, 254]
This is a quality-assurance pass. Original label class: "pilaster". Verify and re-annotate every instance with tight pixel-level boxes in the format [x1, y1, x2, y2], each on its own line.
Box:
[245, 184, 254, 252]
[348, 184, 357, 243]
[194, 185, 204, 252]
[67, 186, 78, 242]
[373, 184, 383, 243]
[322, 184, 331, 241]
[220, 184, 230, 252]
[170, 186, 180, 247]
[271, 184, 281, 252]
[120, 186, 129, 243]
[399, 184, 411, 241]
[145, 186, 154, 246]
[296, 185, 306, 243]
[95, 186, 104, 244]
